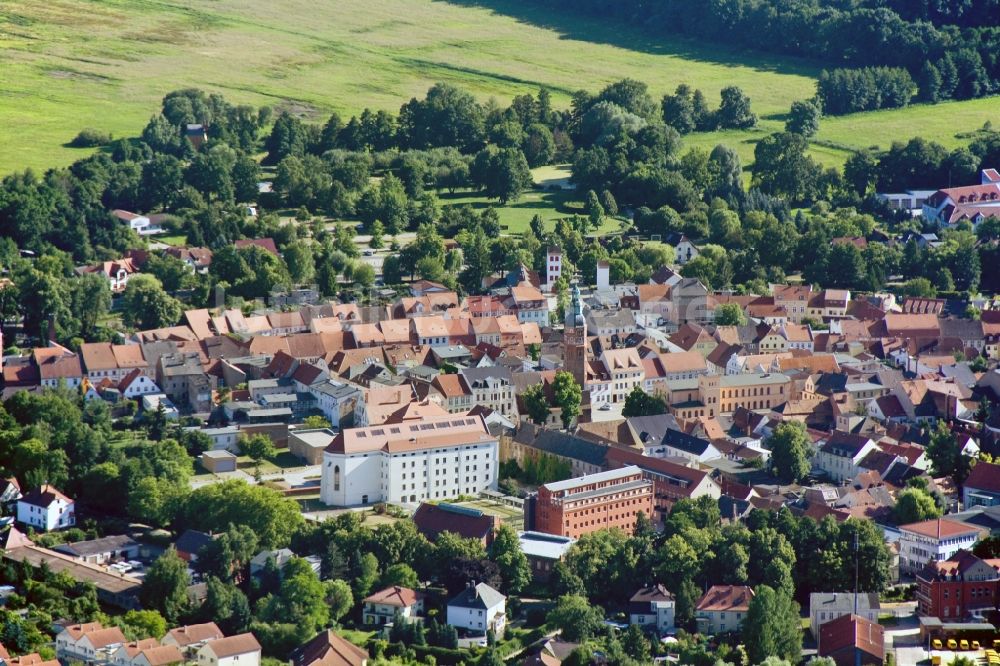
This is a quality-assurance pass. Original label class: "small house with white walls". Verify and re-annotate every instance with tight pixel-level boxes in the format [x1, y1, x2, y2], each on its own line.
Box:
[118, 369, 161, 399]
[629, 584, 675, 634]
[446, 582, 506, 638]
[113, 210, 163, 235]
[194, 633, 261, 666]
[17, 485, 75, 531]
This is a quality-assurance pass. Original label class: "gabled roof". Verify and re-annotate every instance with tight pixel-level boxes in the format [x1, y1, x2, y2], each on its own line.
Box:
[696, 585, 753, 612]
[511, 423, 609, 467]
[291, 630, 368, 666]
[412, 503, 496, 542]
[137, 645, 183, 666]
[175, 529, 215, 555]
[964, 461, 1000, 493]
[19, 485, 71, 508]
[630, 584, 673, 604]
[818, 614, 884, 660]
[448, 582, 505, 610]
[202, 634, 260, 658]
[233, 238, 278, 256]
[80, 626, 127, 649]
[164, 623, 223, 647]
[363, 585, 423, 608]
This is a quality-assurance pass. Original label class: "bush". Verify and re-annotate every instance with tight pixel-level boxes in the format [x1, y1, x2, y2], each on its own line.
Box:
[69, 128, 113, 147]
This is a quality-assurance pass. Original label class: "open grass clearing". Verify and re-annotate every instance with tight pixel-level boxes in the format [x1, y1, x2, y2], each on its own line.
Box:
[4, 0, 997, 176]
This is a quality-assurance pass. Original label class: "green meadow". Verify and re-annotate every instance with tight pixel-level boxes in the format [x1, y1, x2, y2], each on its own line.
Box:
[1, 0, 997, 176]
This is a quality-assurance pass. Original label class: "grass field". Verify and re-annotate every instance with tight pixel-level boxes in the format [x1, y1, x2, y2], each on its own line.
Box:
[6, 0, 999, 178]
[453, 498, 524, 529]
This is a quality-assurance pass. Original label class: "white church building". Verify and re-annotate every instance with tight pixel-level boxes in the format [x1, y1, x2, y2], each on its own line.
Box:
[320, 413, 499, 506]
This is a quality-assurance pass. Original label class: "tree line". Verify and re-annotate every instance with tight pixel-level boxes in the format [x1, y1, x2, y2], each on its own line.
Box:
[509, 0, 999, 107]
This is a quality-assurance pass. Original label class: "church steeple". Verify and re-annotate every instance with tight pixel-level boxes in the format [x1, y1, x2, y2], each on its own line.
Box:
[563, 283, 588, 387]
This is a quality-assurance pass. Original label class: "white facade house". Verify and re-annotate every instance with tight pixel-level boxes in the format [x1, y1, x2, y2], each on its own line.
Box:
[897, 518, 985, 575]
[195, 634, 261, 666]
[362, 586, 425, 625]
[675, 237, 700, 265]
[809, 593, 880, 638]
[113, 210, 163, 235]
[629, 585, 676, 635]
[812, 432, 879, 483]
[17, 486, 75, 531]
[119, 372, 161, 399]
[461, 367, 518, 420]
[192, 426, 241, 453]
[56, 623, 127, 663]
[307, 381, 361, 429]
[446, 583, 506, 637]
[320, 414, 499, 507]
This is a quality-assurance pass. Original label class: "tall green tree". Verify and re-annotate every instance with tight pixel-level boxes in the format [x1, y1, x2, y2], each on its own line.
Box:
[552, 371, 582, 430]
[767, 421, 813, 484]
[121, 275, 183, 331]
[713, 302, 747, 326]
[742, 585, 802, 664]
[893, 487, 942, 524]
[546, 595, 603, 642]
[521, 384, 551, 425]
[622, 386, 667, 417]
[140, 549, 191, 624]
[785, 100, 821, 137]
[471, 146, 533, 204]
[490, 524, 530, 593]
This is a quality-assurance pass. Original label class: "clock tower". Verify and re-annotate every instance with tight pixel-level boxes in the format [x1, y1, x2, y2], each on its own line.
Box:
[563, 284, 588, 388]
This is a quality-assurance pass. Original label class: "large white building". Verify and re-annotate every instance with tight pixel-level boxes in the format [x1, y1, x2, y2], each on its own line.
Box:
[320, 413, 499, 506]
[897, 518, 985, 576]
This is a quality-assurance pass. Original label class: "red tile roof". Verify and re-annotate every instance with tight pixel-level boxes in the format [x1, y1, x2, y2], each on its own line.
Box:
[818, 614, 884, 661]
[965, 461, 1000, 494]
[362, 585, 424, 608]
[696, 585, 753, 612]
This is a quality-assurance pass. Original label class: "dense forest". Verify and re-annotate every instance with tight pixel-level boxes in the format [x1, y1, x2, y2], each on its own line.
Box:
[511, 0, 1000, 110]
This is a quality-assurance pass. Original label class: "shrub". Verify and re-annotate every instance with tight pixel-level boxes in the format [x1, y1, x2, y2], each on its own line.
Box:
[69, 128, 113, 147]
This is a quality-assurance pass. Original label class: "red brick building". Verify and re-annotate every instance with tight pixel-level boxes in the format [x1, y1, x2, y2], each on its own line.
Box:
[916, 550, 1000, 620]
[534, 466, 653, 539]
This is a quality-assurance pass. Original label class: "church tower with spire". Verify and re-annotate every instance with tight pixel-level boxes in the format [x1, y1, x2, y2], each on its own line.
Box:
[563, 284, 588, 387]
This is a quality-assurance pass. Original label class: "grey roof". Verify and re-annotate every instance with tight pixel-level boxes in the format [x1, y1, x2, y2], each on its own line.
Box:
[291, 429, 336, 449]
[461, 366, 513, 387]
[586, 308, 636, 330]
[627, 414, 682, 445]
[250, 548, 294, 568]
[175, 529, 215, 555]
[544, 466, 642, 492]
[202, 450, 236, 459]
[809, 592, 880, 612]
[938, 318, 983, 341]
[310, 381, 360, 398]
[556, 478, 650, 502]
[448, 582, 505, 610]
[248, 378, 282, 390]
[511, 423, 609, 467]
[53, 534, 138, 558]
[431, 345, 471, 360]
[517, 531, 575, 560]
[662, 428, 714, 456]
